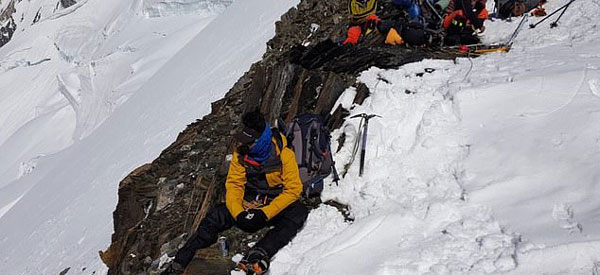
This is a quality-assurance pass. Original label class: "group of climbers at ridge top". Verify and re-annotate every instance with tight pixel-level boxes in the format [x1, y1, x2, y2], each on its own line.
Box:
[344, 0, 548, 47]
[159, 1, 555, 275]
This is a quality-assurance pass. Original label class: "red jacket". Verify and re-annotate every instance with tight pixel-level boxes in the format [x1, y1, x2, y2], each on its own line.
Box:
[443, 8, 489, 30]
[443, 0, 488, 30]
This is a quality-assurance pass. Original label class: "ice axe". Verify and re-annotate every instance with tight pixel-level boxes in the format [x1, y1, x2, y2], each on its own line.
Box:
[350, 113, 381, 177]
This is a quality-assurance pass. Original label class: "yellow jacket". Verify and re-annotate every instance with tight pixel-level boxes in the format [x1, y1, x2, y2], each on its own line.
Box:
[349, 0, 377, 23]
[225, 135, 302, 220]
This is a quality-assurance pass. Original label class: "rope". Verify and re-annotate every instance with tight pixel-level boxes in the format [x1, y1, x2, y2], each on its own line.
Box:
[463, 52, 474, 81]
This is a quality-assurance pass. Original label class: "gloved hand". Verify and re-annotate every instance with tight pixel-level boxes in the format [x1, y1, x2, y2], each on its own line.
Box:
[236, 209, 268, 233]
[365, 14, 381, 24]
[364, 14, 381, 32]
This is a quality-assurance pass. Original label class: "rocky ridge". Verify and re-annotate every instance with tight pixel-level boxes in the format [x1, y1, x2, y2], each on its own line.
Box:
[0, 0, 16, 48]
[101, 0, 459, 274]
[0, 0, 81, 49]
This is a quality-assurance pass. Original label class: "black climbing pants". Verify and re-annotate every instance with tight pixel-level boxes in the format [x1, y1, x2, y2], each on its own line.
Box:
[174, 201, 308, 267]
[444, 33, 481, 46]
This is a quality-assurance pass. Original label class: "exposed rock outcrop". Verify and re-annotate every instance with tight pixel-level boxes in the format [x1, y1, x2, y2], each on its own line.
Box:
[0, 0, 16, 49]
[102, 0, 459, 274]
[60, 0, 77, 9]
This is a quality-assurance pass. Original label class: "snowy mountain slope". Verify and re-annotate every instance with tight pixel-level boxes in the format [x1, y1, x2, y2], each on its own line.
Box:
[0, 0, 219, 186]
[270, 60, 519, 275]
[265, 0, 600, 274]
[459, 0, 600, 249]
[0, 0, 299, 274]
[143, 0, 233, 17]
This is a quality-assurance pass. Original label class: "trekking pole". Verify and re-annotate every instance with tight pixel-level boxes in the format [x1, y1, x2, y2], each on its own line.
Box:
[529, 0, 575, 29]
[505, 14, 529, 48]
[494, 0, 499, 18]
[549, 0, 574, 28]
[350, 113, 381, 177]
[422, 0, 444, 23]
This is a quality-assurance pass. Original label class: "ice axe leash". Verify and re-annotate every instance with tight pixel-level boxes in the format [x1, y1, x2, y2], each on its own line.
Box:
[529, 0, 575, 29]
[350, 113, 381, 177]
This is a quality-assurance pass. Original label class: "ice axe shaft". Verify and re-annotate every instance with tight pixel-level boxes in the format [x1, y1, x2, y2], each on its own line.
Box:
[350, 113, 381, 177]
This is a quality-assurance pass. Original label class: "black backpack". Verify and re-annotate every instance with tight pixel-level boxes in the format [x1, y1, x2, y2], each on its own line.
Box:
[282, 114, 339, 197]
[498, 0, 540, 18]
[402, 21, 430, 46]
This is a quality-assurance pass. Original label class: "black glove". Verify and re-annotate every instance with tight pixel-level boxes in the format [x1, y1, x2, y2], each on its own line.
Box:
[236, 209, 268, 233]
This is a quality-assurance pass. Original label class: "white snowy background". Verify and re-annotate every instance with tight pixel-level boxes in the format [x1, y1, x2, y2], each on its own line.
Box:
[1, 0, 599, 274]
[0, 0, 298, 274]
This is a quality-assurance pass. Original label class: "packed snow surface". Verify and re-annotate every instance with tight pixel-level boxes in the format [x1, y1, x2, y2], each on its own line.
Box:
[270, 1, 600, 274]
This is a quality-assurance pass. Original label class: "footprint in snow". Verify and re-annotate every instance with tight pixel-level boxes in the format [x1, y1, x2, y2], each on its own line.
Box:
[552, 203, 583, 234]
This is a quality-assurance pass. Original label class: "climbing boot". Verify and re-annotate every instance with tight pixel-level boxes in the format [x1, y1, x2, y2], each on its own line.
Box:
[236, 248, 270, 275]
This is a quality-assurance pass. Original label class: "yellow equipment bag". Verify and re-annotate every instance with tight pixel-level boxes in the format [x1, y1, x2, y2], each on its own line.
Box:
[385, 28, 404, 45]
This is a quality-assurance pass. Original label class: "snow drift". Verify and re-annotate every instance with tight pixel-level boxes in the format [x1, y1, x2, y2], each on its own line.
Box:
[267, 1, 600, 274]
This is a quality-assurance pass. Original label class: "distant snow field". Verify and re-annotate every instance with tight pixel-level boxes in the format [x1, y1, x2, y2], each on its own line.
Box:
[0, 0, 301, 274]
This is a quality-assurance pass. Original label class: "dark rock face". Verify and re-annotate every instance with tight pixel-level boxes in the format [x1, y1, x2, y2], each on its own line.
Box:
[102, 0, 459, 274]
[0, 1, 16, 49]
[0, 0, 78, 50]
[60, 0, 77, 9]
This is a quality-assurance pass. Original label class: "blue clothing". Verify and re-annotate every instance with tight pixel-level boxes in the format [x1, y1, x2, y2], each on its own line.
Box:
[248, 124, 272, 163]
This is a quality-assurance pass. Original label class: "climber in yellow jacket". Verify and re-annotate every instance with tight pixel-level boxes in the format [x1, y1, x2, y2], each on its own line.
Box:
[162, 110, 307, 275]
[225, 129, 303, 221]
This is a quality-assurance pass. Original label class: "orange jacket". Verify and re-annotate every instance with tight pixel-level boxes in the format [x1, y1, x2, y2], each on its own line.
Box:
[225, 135, 302, 220]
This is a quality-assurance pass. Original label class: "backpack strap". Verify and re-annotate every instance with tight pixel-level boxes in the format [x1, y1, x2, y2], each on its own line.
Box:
[271, 127, 284, 154]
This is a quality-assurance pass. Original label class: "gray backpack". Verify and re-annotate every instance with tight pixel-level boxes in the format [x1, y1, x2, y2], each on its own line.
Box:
[284, 114, 339, 197]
